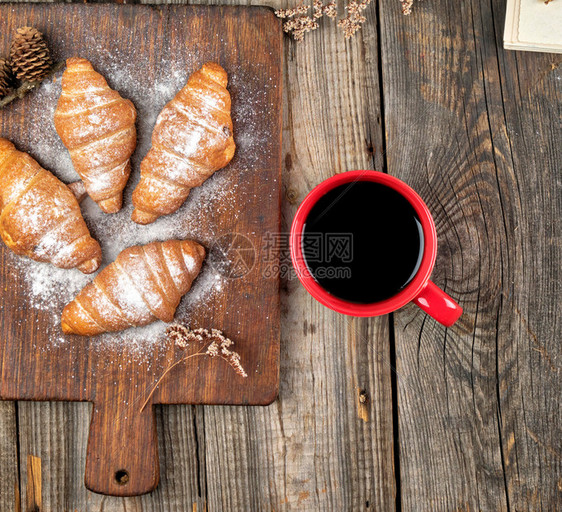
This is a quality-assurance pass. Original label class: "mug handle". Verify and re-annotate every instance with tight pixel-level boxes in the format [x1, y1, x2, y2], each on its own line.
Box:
[413, 281, 462, 327]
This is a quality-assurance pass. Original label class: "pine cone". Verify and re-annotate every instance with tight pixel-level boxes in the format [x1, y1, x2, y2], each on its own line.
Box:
[0, 58, 13, 97]
[10, 27, 52, 82]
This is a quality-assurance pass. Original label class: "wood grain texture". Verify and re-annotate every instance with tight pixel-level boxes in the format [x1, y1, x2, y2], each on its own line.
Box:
[380, 0, 561, 509]
[193, 0, 395, 509]
[17, 401, 206, 510]
[0, 2, 282, 497]
[0, 401, 18, 511]
[1, 0, 559, 509]
[3, 0, 397, 509]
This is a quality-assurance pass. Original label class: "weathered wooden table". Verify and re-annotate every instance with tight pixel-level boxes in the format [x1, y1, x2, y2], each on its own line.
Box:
[0, 0, 560, 510]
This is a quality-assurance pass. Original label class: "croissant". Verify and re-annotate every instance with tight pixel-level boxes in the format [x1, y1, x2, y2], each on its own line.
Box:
[61, 240, 205, 335]
[54, 57, 137, 214]
[131, 62, 235, 224]
[0, 138, 102, 273]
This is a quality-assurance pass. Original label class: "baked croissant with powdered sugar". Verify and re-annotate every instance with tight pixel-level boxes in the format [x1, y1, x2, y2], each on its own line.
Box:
[131, 62, 235, 225]
[0, 138, 102, 273]
[54, 57, 137, 214]
[61, 239, 205, 335]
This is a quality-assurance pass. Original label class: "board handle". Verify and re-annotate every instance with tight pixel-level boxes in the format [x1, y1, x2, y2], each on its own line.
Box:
[85, 397, 159, 496]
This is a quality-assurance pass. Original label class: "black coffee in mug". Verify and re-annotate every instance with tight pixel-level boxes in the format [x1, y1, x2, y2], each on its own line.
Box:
[302, 181, 424, 304]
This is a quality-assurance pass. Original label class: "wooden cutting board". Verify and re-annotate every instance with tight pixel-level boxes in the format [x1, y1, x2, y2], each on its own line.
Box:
[0, 3, 282, 496]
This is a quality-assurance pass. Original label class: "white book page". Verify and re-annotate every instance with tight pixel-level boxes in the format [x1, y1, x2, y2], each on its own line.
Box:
[518, 0, 562, 45]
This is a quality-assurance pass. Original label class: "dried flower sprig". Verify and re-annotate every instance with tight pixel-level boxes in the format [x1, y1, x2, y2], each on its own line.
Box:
[166, 322, 192, 348]
[275, 3, 311, 18]
[400, 0, 415, 15]
[338, 0, 372, 39]
[316, 0, 338, 18]
[283, 16, 320, 41]
[140, 324, 247, 411]
[275, 1, 337, 41]
[276, 0, 414, 41]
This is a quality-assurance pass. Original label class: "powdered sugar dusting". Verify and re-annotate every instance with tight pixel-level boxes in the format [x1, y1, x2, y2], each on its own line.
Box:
[184, 253, 196, 273]
[7, 165, 234, 352]
[229, 67, 277, 171]
[82, 171, 237, 264]
[17, 78, 78, 182]
[1, 35, 277, 357]
[12, 260, 91, 310]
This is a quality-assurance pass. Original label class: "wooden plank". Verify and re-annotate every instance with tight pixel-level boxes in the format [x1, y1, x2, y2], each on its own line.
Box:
[200, 0, 395, 510]
[9, 0, 397, 510]
[26, 454, 41, 512]
[7, 0, 559, 509]
[5, 0, 215, 507]
[0, 2, 282, 496]
[489, 0, 562, 508]
[0, 401, 18, 511]
[17, 402, 206, 510]
[202, 316, 395, 510]
[379, 0, 561, 509]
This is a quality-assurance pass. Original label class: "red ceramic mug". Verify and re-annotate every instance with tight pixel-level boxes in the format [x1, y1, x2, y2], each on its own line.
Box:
[289, 170, 463, 327]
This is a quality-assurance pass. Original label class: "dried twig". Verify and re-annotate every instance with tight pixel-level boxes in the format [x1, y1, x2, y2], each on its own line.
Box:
[140, 324, 247, 411]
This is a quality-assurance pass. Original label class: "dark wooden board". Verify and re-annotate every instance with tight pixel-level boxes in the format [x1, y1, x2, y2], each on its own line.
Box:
[0, 3, 282, 496]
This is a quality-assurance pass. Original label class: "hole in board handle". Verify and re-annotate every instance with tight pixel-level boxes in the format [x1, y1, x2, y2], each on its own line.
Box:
[115, 469, 129, 485]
